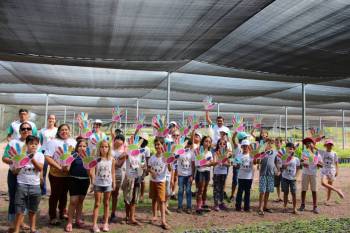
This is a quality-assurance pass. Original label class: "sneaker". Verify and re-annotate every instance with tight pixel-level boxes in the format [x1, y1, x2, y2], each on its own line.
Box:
[219, 203, 228, 211]
[185, 208, 192, 214]
[109, 213, 117, 223]
[176, 208, 183, 213]
[313, 207, 319, 214]
[213, 205, 220, 211]
[298, 204, 305, 212]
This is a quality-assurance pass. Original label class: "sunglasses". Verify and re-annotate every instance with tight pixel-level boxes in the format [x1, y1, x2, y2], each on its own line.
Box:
[20, 127, 32, 131]
[172, 134, 180, 137]
[219, 143, 227, 146]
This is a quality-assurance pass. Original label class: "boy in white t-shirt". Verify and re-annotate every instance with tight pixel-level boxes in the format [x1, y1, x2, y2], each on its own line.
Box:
[13, 136, 44, 233]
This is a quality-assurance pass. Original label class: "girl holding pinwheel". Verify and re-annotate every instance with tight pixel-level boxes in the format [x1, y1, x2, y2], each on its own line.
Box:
[45, 124, 77, 225]
[91, 140, 115, 233]
[64, 138, 93, 232]
[12, 135, 44, 233]
[212, 138, 232, 211]
[2, 122, 32, 230]
[193, 135, 214, 215]
[148, 137, 172, 230]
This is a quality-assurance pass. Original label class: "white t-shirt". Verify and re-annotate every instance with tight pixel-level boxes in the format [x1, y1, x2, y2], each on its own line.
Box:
[8, 120, 37, 140]
[302, 151, 322, 176]
[143, 146, 151, 158]
[177, 150, 193, 177]
[148, 155, 167, 182]
[39, 127, 58, 151]
[45, 138, 77, 160]
[319, 150, 338, 176]
[125, 153, 144, 179]
[94, 158, 113, 187]
[275, 151, 283, 169]
[88, 131, 107, 151]
[237, 153, 254, 179]
[112, 149, 126, 177]
[194, 150, 213, 172]
[17, 152, 45, 185]
[211, 125, 228, 145]
[282, 157, 300, 180]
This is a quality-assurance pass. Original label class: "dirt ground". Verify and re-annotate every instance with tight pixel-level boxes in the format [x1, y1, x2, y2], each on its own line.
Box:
[0, 143, 349, 233]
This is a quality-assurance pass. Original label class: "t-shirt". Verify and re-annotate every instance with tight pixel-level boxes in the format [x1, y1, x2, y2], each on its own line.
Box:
[143, 146, 151, 158]
[319, 150, 337, 175]
[39, 127, 58, 152]
[213, 152, 228, 175]
[194, 150, 213, 172]
[7, 120, 37, 140]
[177, 150, 194, 177]
[69, 155, 89, 178]
[125, 152, 144, 179]
[88, 131, 107, 151]
[237, 153, 254, 179]
[148, 155, 167, 182]
[211, 125, 228, 145]
[94, 158, 113, 187]
[45, 138, 77, 177]
[302, 151, 322, 176]
[259, 150, 277, 176]
[282, 157, 300, 180]
[275, 149, 283, 169]
[112, 149, 126, 177]
[17, 151, 45, 186]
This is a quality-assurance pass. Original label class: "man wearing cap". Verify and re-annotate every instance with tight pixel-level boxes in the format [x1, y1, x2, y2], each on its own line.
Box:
[7, 108, 37, 141]
[88, 119, 107, 151]
[205, 113, 228, 146]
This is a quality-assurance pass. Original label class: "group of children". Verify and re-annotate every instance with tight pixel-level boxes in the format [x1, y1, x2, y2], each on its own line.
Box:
[2, 112, 346, 233]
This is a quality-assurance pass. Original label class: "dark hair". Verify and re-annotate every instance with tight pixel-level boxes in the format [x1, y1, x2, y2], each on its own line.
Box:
[140, 138, 148, 148]
[217, 116, 224, 121]
[286, 142, 295, 148]
[275, 137, 283, 143]
[26, 135, 39, 144]
[56, 124, 70, 139]
[200, 135, 212, 150]
[154, 137, 165, 145]
[185, 137, 192, 147]
[19, 109, 28, 114]
[114, 134, 125, 143]
[114, 128, 123, 135]
[75, 138, 88, 152]
[20, 122, 32, 131]
[215, 138, 227, 152]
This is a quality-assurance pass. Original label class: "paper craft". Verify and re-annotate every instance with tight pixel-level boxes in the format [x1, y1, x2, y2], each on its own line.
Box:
[136, 113, 145, 130]
[217, 148, 228, 164]
[81, 147, 100, 169]
[8, 143, 31, 168]
[254, 150, 273, 161]
[194, 145, 210, 167]
[253, 115, 263, 129]
[203, 96, 216, 111]
[77, 112, 92, 138]
[127, 135, 145, 157]
[302, 149, 319, 165]
[178, 121, 190, 137]
[173, 137, 189, 159]
[112, 106, 124, 123]
[232, 114, 245, 132]
[163, 142, 176, 164]
[188, 114, 203, 130]
[152, 115, 169, 137]
[55, 143, 75, 166]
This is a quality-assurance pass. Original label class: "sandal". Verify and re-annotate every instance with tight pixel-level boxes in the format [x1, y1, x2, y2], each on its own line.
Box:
[21, 223, 31, 230]
[64, 223, 73, 232]
[161, 223, 171, 230]
[49, 219, 61, 225]
[75, 220, 85, 228]
[258, 210, 264, 216]
[263, 208, 273, 213]
[92, 225, 100, 233]
[102, 224, 109, 232]
[129, 220, 142, 226]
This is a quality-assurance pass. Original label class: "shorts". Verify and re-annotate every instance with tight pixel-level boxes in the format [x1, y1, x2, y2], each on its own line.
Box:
[232, 167, 239, 186]
[281, 178, 297, 194]
[301, 174, 317, 192]
[115, 168, 125, 187]
[259, 175, 275, 193]
[274, 174, 282, 188]
[165, 175, 172, 196]
[196, 171, 210, 183]
[15, 184, 41, 213]
[122, 176, 141, 204]
[94, 185, 113, 193]
[68, 177, 90, 196]
[321, 169, 336, 182]
[149, 181, 166, 202]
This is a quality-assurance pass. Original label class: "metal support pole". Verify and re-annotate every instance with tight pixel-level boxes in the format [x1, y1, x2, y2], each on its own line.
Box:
[136, 98, 139, 120]
[72, 112, 75, 138]
[182, 112, 185, 125]
[319, 116, 322, 132]
[166, 73, 171, 124]
[44, 94, 49, 128]
[124, 108, 128, 134]
[217, 103, 220, 117]
[279, 115, 282, 136]
[285, 106, 288, 142]
[342, 109, 345, 149]
[63, 106, 67, 123]
[0, 106, 4, 129]
[302, 83, 306, 141]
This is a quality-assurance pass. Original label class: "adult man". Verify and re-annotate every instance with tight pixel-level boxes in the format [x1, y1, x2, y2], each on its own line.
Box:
[7, 109, 37, 141]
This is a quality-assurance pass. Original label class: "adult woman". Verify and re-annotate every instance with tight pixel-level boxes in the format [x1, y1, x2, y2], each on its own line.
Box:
[2, 122, 32, 230]
[45, 124, 76, 225]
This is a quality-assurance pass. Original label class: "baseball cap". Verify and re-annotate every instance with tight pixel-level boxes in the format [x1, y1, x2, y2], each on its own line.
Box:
[195, 131, 202, 139]
[219, 126, 230, 135]
[241, 139, 250, 146]
[302, 137, 315, 145]
[324, 139, 334, 146]
[94, 119, 103, 124]
[237, 132, 249, 140]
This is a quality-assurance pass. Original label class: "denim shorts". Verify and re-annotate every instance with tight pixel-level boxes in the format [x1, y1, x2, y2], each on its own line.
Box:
[94, 185, 113, 193]
[281, 178, 297, 194]
[15, 184, 41, 213]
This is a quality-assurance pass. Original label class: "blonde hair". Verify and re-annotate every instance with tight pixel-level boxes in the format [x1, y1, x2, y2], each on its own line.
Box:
[96, 140, 112, 159]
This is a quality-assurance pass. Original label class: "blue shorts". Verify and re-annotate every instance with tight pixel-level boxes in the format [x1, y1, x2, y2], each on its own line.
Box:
[259, 175, 275, 193]
[94, 185, 112, 193]
[232, 167, 239, 186]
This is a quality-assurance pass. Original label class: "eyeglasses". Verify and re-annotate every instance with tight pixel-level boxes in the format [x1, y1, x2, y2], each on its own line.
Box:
[172, 134, 180, 137]
[20, 127, 32, 131]
[219, 143, 227, 146]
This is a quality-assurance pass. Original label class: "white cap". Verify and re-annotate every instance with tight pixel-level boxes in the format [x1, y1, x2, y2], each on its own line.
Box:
[170, 121, 178, 126]
[241, 139, 250, 146]
[94, 119, 103, 124]
[140, 132, 149, 141]
[195, 131, 202, 139]
[219, 126, 230, 134]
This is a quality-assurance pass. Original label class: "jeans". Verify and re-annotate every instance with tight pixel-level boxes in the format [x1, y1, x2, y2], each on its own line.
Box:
[7, 170, 17, 222]
[213, 174, 227, 205]
[235, 179, 253, 210]
[41, 160, 48, 195]
[177, 176, 192, 209]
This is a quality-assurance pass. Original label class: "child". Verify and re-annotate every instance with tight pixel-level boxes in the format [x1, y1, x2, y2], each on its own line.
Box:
[212, 138, 231, 211]
[256, 138, 279, 215]
[299, 137, 323, 214]
[274, 137, 283, 202]
[110, 134, 127, 223]
[235, 139, 254, 212]
[13, 136, 44, 233]
[193, 136, 213, 215]
[281, 142, 300, 214]
[319, 139, 344, 205]
[176, 139, 194, 214]
[139, 132, 151, 202]
[91, 140, 116, 232]
[148, 137, 172, 230]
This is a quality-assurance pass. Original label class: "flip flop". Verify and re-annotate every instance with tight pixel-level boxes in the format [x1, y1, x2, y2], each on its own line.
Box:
[64, 223, 72, 232]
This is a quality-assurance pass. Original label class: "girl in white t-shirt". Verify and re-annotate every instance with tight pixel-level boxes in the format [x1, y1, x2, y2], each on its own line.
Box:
[91, 141, 115, 233]
[13, 136, 44, 233]
[320, 140, 344, 205]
